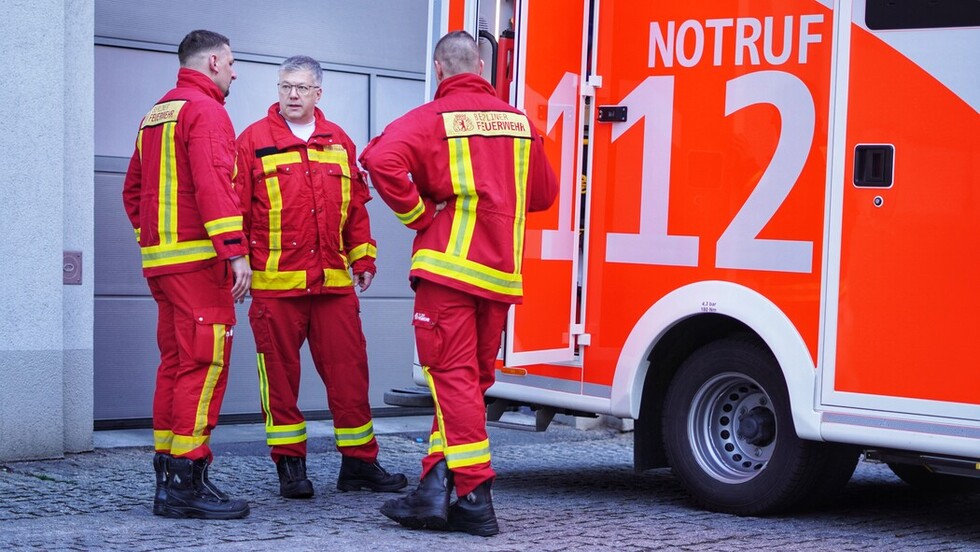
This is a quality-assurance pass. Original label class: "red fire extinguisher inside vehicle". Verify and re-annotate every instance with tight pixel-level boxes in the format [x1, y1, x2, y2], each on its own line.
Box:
[495, 29, 515, 102]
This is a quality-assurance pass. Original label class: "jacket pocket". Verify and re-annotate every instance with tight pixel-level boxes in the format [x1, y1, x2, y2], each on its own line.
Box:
[248, 301, 275, 354]
[209, 130, 236, 168]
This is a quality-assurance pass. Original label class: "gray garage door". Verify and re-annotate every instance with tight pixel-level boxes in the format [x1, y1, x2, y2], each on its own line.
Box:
[94, 0, 428, 423]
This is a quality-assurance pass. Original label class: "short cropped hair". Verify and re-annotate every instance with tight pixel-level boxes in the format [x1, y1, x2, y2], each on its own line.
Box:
[434, 30, 481, 77]
[177, 29, 230, 66]
[280, 55, 323, 86]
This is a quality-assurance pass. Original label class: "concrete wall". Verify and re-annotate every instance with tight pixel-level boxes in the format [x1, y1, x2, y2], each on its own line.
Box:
[0, 0, 95, 461]
[0, 0, 426, 460]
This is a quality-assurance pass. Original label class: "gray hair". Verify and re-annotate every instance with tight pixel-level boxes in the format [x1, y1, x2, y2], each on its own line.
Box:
[280, 55, 323, 86]
[434, 30, 481, 77]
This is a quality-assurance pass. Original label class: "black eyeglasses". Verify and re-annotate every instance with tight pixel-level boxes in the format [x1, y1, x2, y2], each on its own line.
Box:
[278, 83, 320, 96]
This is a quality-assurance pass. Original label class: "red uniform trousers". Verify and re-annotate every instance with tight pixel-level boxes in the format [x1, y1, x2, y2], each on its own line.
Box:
[413, 279, 510, 497]
[148, 261, 236, 462]
[249, 292, 379, 463]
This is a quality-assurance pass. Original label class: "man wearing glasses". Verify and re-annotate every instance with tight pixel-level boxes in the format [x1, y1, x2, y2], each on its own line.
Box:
[234, 55, 406, 499]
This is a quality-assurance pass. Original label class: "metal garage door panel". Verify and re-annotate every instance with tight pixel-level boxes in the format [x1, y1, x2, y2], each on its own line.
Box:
[95, 296, 418, 421]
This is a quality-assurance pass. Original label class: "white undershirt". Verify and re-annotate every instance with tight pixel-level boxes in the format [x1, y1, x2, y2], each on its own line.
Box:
[284, 117, 315, 142]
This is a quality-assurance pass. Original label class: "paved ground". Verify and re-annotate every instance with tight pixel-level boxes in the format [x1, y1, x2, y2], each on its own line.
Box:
[1, 414, 978, 551]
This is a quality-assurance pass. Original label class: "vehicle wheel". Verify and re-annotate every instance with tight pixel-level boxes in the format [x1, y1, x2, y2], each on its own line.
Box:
[887, 463, 980, 493]
[382, 387, 434, 408]
[662, 336, 839, 516]
[797, 443, 860, 510]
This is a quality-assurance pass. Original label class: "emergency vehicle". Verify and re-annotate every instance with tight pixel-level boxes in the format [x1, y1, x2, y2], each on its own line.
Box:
[390, 0, 980, 515]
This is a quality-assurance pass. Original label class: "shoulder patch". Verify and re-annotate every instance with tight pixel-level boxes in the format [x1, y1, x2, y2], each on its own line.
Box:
[141, 100, 187, 129]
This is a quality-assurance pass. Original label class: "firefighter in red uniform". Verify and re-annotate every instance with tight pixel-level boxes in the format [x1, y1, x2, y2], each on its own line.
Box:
[360, 31, 558, 536]
[122, 29, 251, 520]
[234, 55, 407, 499]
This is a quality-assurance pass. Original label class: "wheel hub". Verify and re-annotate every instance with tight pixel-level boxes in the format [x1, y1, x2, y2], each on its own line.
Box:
[687, 373, 778, 483]
[737, 407, 776, 446]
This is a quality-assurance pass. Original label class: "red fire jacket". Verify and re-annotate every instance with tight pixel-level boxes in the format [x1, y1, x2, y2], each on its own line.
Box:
[122, 68, 247, 277]
[360, 73, 558, 304]
[235, 104, 377, 297]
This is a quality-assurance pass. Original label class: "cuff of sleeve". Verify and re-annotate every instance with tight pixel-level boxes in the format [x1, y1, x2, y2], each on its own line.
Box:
[352, 260, 377, 276]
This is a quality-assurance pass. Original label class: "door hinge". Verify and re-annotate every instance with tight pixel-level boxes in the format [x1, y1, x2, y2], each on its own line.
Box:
[571, 324, 591, 346]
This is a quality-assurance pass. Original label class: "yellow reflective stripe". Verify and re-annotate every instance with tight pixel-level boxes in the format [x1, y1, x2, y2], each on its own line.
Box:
[134, 227, 141, 242]
[428, 431, 444, 455]
[446, 137, 478, 258]
[257, 353, 273, 426]
[334, 420, 375, 448]
[171, 434, 210, 457]
[260, 152, 301, 273]
[444, 438, 491, 469]
[324, 268, 353, 287]
[308, 148, 351, 176]
[193, 323, 226, 440]
[136, 129, 143, 157]
[348, 243, 377, 263]
[252, 269, 307, 290]
[308, 147, 352, 240]
[141, 239, 217, 268]
[154, 430, 174, 453]
[513, 138, 530, 272]
[267, 421, 307, 446]
[423, 366, 449, 460]
[425, 357, 491, 470]
[412, 249, 523, 296]
[264, 175, 284, 272]
[204, 216, 243, 237]
[158, 121, 180, 245]
[253, 269, 351, 290]
[396, 197, 426, 225]
[260, 151, 303, 177]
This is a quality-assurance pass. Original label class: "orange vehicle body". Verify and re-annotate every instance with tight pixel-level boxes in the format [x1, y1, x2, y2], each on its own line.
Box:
[423, 0, 980, 514]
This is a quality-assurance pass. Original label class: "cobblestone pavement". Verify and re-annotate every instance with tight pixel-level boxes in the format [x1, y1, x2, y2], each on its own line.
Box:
[1, 419, 978, 551]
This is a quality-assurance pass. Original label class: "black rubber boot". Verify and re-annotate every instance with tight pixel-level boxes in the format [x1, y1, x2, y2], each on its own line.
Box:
[337, 456, 408, 492]
[380, 460, 453, 529]
[162, 458, 250, 520]
[447, 480, 499, 536]
[277, 455, 314, 499]
[152, 453, 170, 516]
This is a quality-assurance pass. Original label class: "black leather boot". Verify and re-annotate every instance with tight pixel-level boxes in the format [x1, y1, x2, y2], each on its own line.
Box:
[162, 458, 250, 519]
[380, 460, 453, 529]
[152, 453, 169, 516]
[337, 456, 408, 492]
[447, 480, 499, 536]
[277, 455, 314, 499]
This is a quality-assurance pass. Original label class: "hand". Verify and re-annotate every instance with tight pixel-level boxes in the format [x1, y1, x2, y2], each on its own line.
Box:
[434, 201, 447, 216]
[354, 271, 374, 292]
[229, 256, 252, 303]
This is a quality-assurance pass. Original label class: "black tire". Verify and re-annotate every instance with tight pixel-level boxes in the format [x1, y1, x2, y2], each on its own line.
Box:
[797, 442, 860, 510]
[662, 336, 846, 516]
[887, 463, 980, 493]
[383, 387, 434, 408]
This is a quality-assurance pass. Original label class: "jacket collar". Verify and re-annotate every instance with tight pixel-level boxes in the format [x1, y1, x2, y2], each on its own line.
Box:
[435, 72, 496, 99]
[265, 103, 336, 150]
[175, 68, 226, 105]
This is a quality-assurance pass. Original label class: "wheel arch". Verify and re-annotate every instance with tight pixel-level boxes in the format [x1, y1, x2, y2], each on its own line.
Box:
[610, 281, 822, 452]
